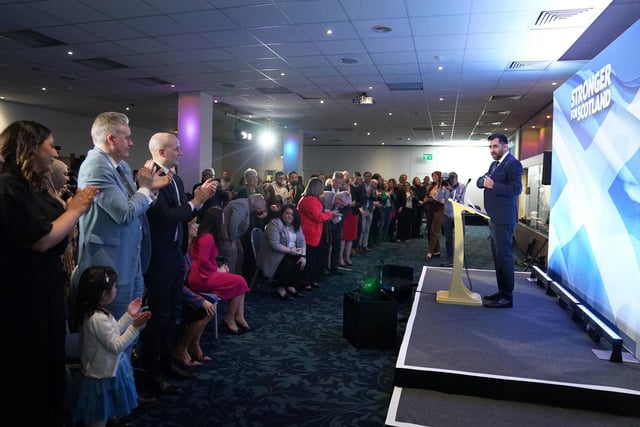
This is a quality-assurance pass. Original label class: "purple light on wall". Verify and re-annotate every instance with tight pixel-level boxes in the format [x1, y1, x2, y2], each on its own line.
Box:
[178, 98, 200, 159]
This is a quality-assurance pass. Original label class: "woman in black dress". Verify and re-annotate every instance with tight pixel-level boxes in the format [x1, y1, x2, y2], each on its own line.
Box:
[0, 121, 97, 426]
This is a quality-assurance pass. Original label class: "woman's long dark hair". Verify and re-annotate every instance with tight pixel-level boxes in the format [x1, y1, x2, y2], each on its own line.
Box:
[198, 206, 224, 243]
[0, 120, 52, 191]
[279, 203, 301, 231]
[74, 266, 118, 326]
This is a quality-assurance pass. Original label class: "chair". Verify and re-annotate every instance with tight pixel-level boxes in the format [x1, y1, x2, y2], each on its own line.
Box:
[249, 227, 269, 290]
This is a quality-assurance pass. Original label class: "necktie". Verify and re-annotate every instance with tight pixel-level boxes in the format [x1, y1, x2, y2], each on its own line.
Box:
[116, 165, 135, 196]
[489, 161, 499, 175]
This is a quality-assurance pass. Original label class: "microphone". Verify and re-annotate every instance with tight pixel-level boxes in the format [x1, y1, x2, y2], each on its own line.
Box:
[466, 178, 471, 184]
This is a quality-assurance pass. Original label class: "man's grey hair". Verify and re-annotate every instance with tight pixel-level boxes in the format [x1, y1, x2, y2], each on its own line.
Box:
[91, 112, 129, 147]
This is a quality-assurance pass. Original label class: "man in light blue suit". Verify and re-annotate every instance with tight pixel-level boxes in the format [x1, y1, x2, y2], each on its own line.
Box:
[76, 112, 169, 322]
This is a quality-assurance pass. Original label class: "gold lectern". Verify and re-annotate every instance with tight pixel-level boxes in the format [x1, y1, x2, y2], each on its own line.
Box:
[436, 199, 489, 306]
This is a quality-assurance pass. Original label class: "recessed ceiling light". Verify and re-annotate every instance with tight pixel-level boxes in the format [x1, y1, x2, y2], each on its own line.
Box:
[170, 84, 175, 88]
[552, 82, 558, 86]
[353, 122, 358, 126]
[368, 86, 373, 90]
[367, 132, 371, 136]
[439, 97, 444, 101]
[326, 29, 333, 35]
[280, 72, 285, 76]
[67, 51, 73, 55]
[320, 100, 324, 104]
[437, 65, 444, 71]
[372, 25, 392, 33]
[388, 112, 392, 116]
[41, 87, 47, 91]
[381, 142, 385, 145]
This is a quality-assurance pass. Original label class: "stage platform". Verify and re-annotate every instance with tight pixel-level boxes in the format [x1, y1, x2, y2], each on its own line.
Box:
[386, 267, 640, 426]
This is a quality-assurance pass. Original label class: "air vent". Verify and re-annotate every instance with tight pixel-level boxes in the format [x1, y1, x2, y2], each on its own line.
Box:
[387, 82, 423, 91]
[0, 30, 65, 47]
[489, 95, 522, 102]
[130, 77, 172, 86]
[297, 93, 323, 100]
[413, 126, 432, 131]
[257, 86, 293, 95]
[533, 9, 592, 28]
[73, 58, 128, 70]
[507, 60, 550, 70]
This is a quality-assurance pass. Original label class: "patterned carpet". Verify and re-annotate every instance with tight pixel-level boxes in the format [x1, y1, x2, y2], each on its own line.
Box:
[127, 224, 527, 427]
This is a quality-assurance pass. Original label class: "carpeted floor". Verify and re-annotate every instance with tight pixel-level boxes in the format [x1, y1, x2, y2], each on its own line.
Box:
[126, 224, 528, 426]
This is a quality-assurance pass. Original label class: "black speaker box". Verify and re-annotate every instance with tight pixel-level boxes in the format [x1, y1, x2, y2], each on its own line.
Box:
[343, 291, 398, 349]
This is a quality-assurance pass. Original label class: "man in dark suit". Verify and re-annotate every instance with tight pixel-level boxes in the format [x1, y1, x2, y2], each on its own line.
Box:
[324, 171, 346, 274]
[476, 133, 523, 308]
[142, 132, 216, 394]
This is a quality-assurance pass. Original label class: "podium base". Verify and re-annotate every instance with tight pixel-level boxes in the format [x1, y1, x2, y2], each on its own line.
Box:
[436, 289, 483, 306]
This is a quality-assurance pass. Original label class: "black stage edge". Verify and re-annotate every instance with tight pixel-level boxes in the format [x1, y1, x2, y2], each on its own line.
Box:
[387, 267, 640, 425]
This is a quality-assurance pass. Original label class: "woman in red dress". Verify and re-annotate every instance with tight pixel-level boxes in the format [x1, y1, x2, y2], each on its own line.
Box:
[188, 207, 250, 334]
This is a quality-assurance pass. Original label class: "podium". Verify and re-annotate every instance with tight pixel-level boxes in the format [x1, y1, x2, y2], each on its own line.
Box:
[435, 200, 489, 306]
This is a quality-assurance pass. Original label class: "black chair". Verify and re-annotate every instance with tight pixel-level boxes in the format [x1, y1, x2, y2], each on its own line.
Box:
[249, 227, 272, 291]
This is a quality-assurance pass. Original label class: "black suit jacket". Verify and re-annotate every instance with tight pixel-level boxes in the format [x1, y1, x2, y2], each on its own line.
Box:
[146, 174, 195, 258]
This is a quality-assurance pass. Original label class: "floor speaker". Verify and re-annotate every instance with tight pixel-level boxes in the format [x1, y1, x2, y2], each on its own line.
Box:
[343, 291, 398, 349]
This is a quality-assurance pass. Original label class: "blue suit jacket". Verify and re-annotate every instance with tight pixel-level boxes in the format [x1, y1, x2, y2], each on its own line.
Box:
[76, 148, 152, 286]
[476, 152, 523, 225]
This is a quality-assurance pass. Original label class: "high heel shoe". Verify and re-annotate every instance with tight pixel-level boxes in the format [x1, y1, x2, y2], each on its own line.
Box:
[277, 288, 294, 300]
[221, 321, 242, 335]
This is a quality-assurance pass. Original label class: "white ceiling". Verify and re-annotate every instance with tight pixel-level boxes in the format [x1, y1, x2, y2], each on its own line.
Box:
[1, 0, 639, 146]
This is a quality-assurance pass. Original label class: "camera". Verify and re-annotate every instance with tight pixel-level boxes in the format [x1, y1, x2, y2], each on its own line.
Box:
[442, 177, 450, 187]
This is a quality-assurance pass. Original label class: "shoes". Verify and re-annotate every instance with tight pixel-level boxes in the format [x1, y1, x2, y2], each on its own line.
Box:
[362, 246, 371, 252]
[483, 298, 513, 308]
[136, 393, 157, 409]
[150, 376, 184, 394]
[344, 260, 353, 266]
[287, 287, 303, 298]
[107, 416, 135, 427]
[221, 321, 243, 335]
[483, 292, 502, 301]
[277, 289, 294, 300]
[194, 353, 212, 363]
[174, 356, 201, 367]
[237, 322, 251, 332]
[425, 253, 432, 260]
[338, 262, 347, 267]
[165, 364, 197, 379]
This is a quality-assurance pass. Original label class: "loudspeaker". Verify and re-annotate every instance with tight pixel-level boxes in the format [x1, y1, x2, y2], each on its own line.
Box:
[343, 291, 398, 349]
[542, 151, 552, 185]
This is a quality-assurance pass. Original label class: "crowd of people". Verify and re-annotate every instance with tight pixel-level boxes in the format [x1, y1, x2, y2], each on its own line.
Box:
[0, 112, 496, 427]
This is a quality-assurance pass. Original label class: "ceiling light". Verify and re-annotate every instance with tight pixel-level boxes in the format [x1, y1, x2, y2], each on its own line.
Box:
[41, 87, 46, 91]
[437, 65, 444, 71]
[320, 100, 324, 104]
[326, 29, 333, 35]
[67, 51, 73, 55]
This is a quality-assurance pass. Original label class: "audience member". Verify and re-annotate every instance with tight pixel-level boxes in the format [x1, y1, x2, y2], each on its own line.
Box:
[234, 167, 264, 199]
[287, 170, 304, 204]
[188, 207, 251, 334]
[142, 132, 216, 395]
[297, 177, 341, 289]
[194, 168, 229, 216]
[67, 266, 151, 427]
[379, 179, 396, 242]
[175, 218, 216, 367]
[356, 171, 376, 252]
[75, 112, 169, 417]
[218, 193, 267, 276]
[437, 172, 466, 267]
[412, 176, 426, 238]
[324, 171, 347, 274]
[425, 171, 444, 259]
[396, 181, 415, 241]
[0, 120, 97, 426]
[258, 204, 307, 300]
[272, 170, 291, 205]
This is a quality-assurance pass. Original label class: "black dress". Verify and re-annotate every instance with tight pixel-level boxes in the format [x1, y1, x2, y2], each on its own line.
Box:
[0, 173, 68, 425]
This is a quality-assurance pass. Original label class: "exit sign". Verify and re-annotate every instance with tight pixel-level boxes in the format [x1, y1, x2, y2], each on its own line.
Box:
[422, 154, 433, 160]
